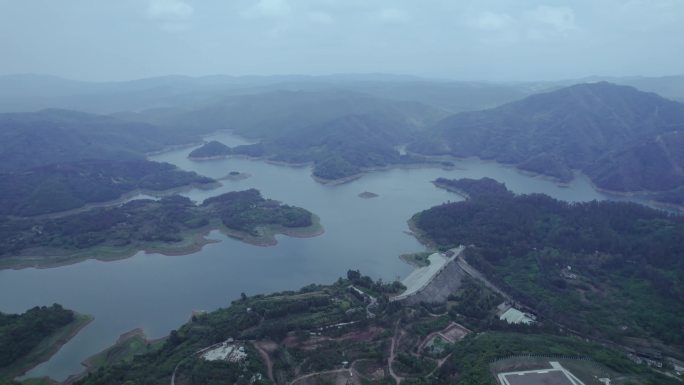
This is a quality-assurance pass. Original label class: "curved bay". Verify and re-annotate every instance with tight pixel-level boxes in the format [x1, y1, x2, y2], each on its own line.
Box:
[1, 131, 614, 381]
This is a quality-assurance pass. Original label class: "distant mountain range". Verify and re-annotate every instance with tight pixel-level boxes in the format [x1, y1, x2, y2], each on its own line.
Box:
[127, 89, 451, 180]
[2, 73, 682, 115]
[0, 109, 192, 171]
[0, 73, 534, 114]
[0, 159, 215, 217]
[410, 82, 684, 205]
[1, 74, 684, 206]
[118, 89, 447, 137]
[0, 109, 211, 216]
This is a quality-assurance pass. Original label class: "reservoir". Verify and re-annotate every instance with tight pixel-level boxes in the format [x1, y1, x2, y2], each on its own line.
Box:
[0, 131, 615, 381]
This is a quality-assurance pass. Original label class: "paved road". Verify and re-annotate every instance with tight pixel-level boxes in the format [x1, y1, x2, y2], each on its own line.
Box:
[392, 246, 464, 302]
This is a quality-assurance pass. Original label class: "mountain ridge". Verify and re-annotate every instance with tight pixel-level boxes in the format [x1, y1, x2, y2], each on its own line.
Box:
[410, 82, 684, 204]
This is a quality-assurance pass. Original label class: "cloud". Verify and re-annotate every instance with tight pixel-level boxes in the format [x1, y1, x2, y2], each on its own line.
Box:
[467, 11, 514, 31]
[241, 0, 292, 19]
[524, 6, 577, 33]
[307, 11, 334, 25]
[147, 0, 194, 21]
[464, 5, 578, 43]
[376, 8, 410, 24]
[146, 0, 193, 32]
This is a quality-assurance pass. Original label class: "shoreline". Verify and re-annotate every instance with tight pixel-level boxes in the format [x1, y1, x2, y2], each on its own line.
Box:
[145, 141, 204, 156]
[152, 131, 684, 212]
[418, 153, 684, 213]
[313, 162, 459, 186]
[431, 180, 471, 200]
[405, 217, 439, 250]
[69, 328, 166, 384]
[218, 172, 252, 181]
[188, 154, 230, 161]
[10, 312, 93, 381]
[0, 216, 324, 271]
[399, 252, 432, 268]
[217, 214, 324, 246]
[7, 181, 221, 221]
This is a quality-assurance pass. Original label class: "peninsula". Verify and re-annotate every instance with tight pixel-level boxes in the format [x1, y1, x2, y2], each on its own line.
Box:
[0, 189, 322, 270]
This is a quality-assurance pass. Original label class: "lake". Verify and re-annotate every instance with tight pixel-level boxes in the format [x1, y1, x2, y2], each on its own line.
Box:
[0, 131, 615, 381]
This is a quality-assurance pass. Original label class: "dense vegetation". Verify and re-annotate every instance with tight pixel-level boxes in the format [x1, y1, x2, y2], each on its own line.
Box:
[0, 305, 74, 372]
[0, 109, 192, 172]
[124, 89, 451, 181]
[125, 89, 446, 139]
[0, 189, 315, 259]
[203, 188, 313, 234]
[414, 178, 684, 350]
[0, 160, 215, 216]
[4, 73, 683, 116]
[586, 130, 684, 195]
[435, 332, 680, 385]
[228, 114, 451, 181]
[74, 282, 370, 385]
[433, 177, 512, 199]
[187, 141, 231, 159]
[411, 83, 684, 203]
[69, 276, 676, 385]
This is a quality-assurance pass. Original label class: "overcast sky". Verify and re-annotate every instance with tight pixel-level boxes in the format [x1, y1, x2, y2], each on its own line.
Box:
[1, 0, 682, 81]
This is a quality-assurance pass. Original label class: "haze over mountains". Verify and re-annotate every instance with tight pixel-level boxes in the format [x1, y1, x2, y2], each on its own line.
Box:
[0, 109, 193, 171]
[411, 82, 684, 204]
[2, 73, 684, 207]
[2, 73, 684, 383]
[3, 0, 684, 382]
[2, 73, 684, 114]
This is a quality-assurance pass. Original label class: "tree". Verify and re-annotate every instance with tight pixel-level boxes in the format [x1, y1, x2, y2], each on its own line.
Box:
[347, 269, 361, 281]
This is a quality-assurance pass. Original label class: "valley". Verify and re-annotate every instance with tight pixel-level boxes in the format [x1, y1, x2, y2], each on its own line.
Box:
[0, 77, 682, 385]
[3, 2, 684, 383]
[0, 130, 656, 383]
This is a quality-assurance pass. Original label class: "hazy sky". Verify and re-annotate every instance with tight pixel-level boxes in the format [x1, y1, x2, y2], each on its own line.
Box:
[1, 0, 682, 81]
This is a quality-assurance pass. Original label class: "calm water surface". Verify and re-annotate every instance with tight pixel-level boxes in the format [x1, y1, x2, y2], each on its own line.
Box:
[1, 131, 615, 381]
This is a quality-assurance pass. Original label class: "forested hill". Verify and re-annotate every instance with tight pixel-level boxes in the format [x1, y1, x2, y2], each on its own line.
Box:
[0, 109, 193, 172]
[413, 178, 684, 352]
[0, 189, 319, 269]
[0, 304, 85, 380]
[410, 83, 684, 204]
[229, 113, 442, 180]
[0, 189, 317, 265]
[0, 160, 215, 217]
[0, 305, 73, 366]
[188, 140, 232, 159]
[70, 276, 679, 385]
[126, 90, 451, 181]
[122, 89, 447, 138]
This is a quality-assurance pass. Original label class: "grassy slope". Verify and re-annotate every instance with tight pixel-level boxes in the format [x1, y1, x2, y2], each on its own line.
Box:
[1, 313, 93, 380]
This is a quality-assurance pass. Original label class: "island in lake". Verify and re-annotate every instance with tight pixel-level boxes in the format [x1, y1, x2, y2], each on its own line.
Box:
[358, 191, 379, 199]
[220, 171, 251, 181]
[0, 189, 323, 270]
[188, 140, 232, 160]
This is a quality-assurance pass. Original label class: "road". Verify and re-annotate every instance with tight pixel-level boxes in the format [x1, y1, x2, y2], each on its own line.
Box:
[388, 321, 404, 385]
[253, 341, 275, 383]
[288, 368, 357, 385]
[456, 254, 511, 301]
